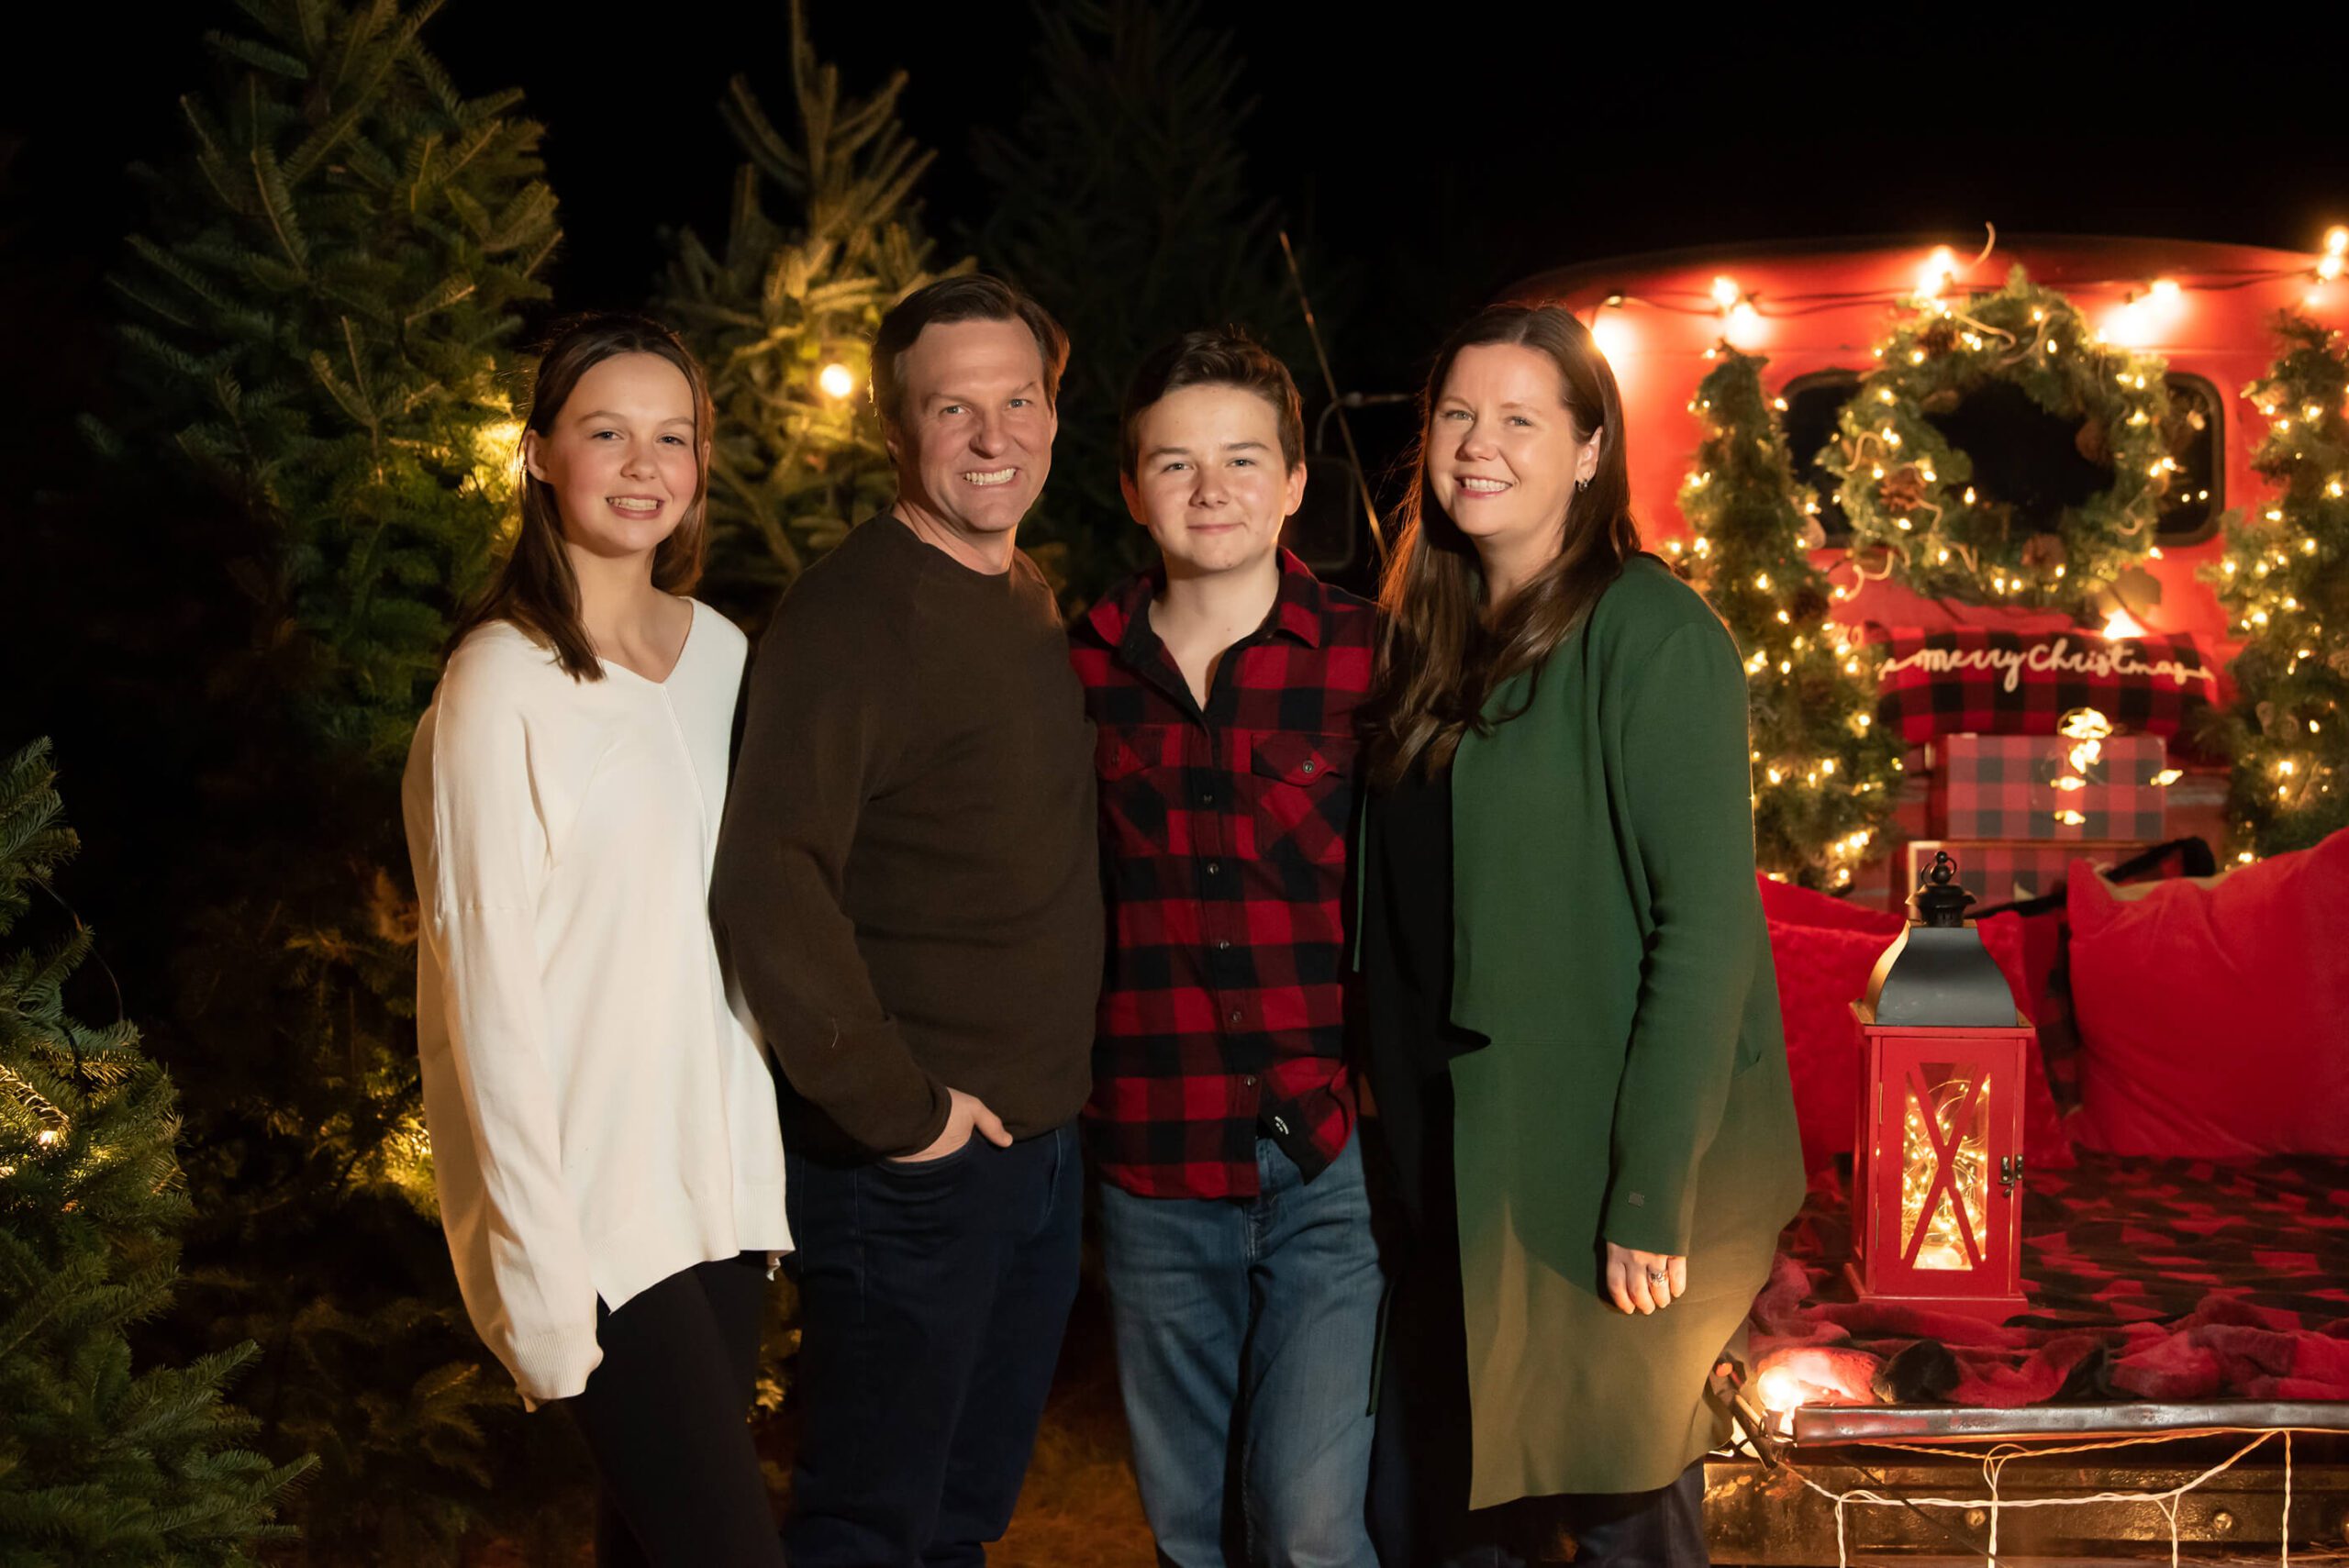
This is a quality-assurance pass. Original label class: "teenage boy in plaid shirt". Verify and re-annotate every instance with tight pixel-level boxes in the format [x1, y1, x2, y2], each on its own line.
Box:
[1069, 328, 1381, 1567]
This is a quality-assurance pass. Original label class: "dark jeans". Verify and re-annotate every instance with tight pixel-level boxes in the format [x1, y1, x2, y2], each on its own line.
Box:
[564, 1251, 783, 1568]
[784, 1122, 1083, 1568]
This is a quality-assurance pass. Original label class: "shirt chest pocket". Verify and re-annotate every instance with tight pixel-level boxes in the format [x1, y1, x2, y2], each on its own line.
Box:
[1096, 725, 1183, 855]
[1248, 732, 1354, 869]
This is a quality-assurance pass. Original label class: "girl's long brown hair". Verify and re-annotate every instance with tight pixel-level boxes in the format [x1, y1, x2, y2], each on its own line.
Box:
[446, 312, 715, 681]
[1363, 304, 1642, 786]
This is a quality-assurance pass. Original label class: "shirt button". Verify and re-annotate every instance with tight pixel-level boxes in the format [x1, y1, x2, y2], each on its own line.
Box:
[1301, 760, 1317, 775]
[1206, 862, 1220, 875]
[1241, 1074, 1257, 1086]
[1217, 939, 1232, 951]
[1229, 1009, 1242, 1025]
[1199, 790, 1215, 806]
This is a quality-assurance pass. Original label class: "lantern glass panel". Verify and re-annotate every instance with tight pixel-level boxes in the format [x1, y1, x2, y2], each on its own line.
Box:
[1901, 1065, 1991, 1271]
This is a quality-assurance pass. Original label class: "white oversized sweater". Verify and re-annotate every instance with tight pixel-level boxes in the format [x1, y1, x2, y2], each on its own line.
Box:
[401, 602, 791, 1407]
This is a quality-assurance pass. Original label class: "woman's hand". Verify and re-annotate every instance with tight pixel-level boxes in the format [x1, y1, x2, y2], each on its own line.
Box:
[1604, 1241, 1687, 1315]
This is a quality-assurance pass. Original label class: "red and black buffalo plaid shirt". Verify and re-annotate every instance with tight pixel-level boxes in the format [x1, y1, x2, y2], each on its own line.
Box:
[1069, 551, 1375, 1199]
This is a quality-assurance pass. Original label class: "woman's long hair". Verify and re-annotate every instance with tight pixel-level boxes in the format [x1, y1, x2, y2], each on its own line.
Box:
[446, 313, 715, 681]
[1363, 304, 1641, 786]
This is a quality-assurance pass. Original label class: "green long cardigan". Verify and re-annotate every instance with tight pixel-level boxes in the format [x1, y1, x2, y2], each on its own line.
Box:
[1416, 554, 1806, 1506]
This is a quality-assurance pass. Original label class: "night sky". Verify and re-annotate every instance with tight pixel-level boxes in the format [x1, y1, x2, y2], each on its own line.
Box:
[13, 7, 2346, 406]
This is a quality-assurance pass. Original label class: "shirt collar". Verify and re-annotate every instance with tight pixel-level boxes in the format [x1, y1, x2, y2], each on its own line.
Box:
[1083, 549, 1329, 660]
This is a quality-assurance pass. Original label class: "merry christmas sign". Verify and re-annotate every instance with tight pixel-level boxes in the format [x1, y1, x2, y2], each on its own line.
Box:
[1868, 627, 2216, 745]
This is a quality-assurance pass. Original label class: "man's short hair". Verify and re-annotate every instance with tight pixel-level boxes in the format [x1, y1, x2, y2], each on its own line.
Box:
[870, 273, 1070, 433]
[1119, 327, 1306, 478]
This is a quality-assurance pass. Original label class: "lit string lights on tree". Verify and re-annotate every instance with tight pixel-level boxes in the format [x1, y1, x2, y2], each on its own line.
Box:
[2200, 308, 2349, 858]
[1820, 268, 2172, 623]
[1672, 344, 1900, 890]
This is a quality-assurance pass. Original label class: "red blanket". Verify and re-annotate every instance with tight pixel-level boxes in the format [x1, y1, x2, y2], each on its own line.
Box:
[1752, 1154, 2349, 1408]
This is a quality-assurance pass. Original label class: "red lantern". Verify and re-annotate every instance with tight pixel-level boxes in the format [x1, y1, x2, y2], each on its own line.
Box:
[1847, 851, 2030, 1321]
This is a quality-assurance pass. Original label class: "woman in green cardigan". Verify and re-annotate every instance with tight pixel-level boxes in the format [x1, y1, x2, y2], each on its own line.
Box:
[1359, 304, 1805, 1566]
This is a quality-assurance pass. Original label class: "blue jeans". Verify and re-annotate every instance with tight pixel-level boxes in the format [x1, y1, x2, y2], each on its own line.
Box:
[1099, 1131, 1384, 1568]
[784, 1123, 1083, 1568]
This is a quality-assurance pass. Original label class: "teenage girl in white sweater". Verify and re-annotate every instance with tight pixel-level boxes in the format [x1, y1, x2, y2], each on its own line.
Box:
[402, 314, 790, 1565]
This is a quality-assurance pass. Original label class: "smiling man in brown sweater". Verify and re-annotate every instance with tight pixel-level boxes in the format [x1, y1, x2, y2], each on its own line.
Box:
[712, 273, 1101, 1567]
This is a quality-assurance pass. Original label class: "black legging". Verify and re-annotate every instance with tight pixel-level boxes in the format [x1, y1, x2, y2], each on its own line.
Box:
[1366, 1078, 1709, 1568]
[562, 1251, 784, 1567]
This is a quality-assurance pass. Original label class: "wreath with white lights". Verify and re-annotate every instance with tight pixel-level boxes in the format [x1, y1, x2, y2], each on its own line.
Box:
[1822, 267, 2174, 621]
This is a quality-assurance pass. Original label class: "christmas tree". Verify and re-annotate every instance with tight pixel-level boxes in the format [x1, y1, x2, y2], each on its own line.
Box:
[2203, 315, 2349, 857]
[1677, 345, 1901, 890]
[0, 739, 310, 1566]
[968, 0, 1319, 601]
[89, 3, 568, 1555]
[659, 0, 965, 612]
[95, 0, 555, 763]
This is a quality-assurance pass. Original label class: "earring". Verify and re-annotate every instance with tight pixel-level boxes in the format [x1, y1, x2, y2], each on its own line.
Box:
[1575, 478, 1589, 495]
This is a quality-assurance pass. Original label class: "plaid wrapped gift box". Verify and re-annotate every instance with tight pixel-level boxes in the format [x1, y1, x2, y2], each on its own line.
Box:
[1868, 626, 2216, 746]
[1930, 733, 2169, 841]
[1903, 839, 2139, 909]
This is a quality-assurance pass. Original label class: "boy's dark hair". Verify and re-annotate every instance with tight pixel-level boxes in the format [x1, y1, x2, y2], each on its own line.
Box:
[1119, 327, 1306, 478]
[870, 272, 1069, 433]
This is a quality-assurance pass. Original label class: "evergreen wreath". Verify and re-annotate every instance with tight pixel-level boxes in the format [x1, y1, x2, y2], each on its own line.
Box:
[1823, 266, 2173, 621]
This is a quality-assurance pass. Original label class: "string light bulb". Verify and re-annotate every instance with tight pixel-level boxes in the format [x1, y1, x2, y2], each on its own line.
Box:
[1915, 246, 1960, 300]
[818, 361, 857, 399]
[1591, 309, 1636, 362]
[2321, 226, 2349, 282]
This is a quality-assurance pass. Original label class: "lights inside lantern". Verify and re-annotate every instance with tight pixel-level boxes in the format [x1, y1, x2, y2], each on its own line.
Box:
[1899, 1073, 1990, 1271]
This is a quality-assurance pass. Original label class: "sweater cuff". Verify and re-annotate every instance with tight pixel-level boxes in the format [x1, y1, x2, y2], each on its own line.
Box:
[506, 1325, 603, 1410]
[1601, 1167, 1697, 1258]
[807, 1018, 951, 1157]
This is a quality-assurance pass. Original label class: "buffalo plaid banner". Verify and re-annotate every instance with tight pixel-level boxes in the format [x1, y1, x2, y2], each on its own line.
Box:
[1904, 839, 2143, 907]
[1931, 733, 2169, 841]
[1869, 626, 2215, 745]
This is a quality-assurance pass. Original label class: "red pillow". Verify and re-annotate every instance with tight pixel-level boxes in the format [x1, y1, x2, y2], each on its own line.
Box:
[1760, 877, 1903, 936]
[2067, 828, 2349, 1159]
[1767, 913, 2073, 1172]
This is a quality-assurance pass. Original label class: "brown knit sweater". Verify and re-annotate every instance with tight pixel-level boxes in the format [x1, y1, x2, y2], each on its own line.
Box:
[713, 514, 1103, 1160]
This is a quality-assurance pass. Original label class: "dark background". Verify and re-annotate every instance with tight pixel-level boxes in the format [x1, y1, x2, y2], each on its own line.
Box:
[11, 8, 2347, 411]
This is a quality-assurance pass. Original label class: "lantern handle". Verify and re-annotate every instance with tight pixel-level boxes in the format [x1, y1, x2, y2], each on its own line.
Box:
[1909, 851, 1976, 929]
